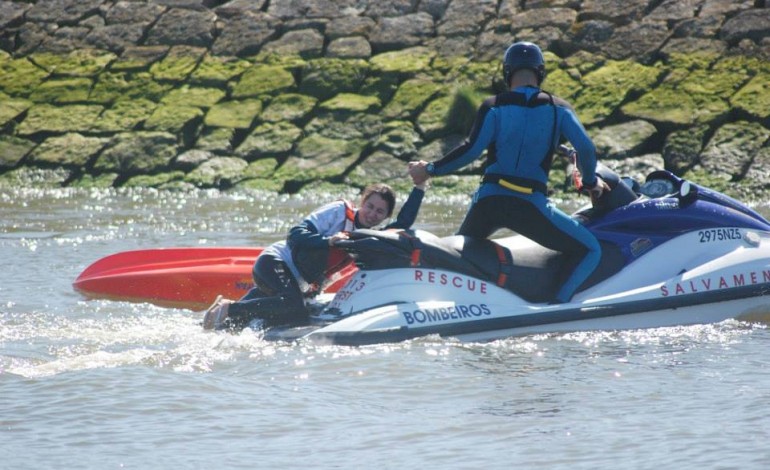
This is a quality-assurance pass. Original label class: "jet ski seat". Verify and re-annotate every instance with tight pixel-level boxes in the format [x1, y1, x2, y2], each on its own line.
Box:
[340, 228, 625, 304]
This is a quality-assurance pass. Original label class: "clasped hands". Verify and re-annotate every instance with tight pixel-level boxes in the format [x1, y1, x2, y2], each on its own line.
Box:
[408, 160, 431, 186]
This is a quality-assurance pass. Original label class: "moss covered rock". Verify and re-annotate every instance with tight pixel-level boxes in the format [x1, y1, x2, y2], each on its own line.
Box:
[347, 150, 410, 188]
[382, 78, 443, 119]
[204, 99, 262, 129]
[591, 120, 658, 159]
[172, 149, 215, 171]
[0, 166, 71, 188]
[144, 104, 204, 134]
[681, 167, 731, 194]
[417, 134, 466, 162]
[190, 54, 252, 85]
[622, 58, 749, 126]
[17, 104, 104, 135]
[277, 133, 365, 183]
[89, 71, 172, 104]
[184, 156, 248, 188]
[161, 85, 226, 108]
[545, 67, 584, 102]
[149, 46, 206, 82]
[91, 99, 158, 132]
[29, 133, 108, 167]
[700, 121, 770, 181]
[360, 74, 400, 104]
[231, 64, 295, 98]
[236, 175, 285, 192]
[372, 120, 422, 160]
[237, 157, 283, 191]
[0, 96, 32, 127]
[0, 135, 35, 168]
[110, 46, 169, 72]
[416, 94, 453, 140]
[94, 131, 179, 174]
[123, 171, 187, 188]
[242, 156, 278, 179]
[29, 77, 93, 103]
[319, 93, 380, 112]
[730, 69, 770, 120]
[298, 58, 368, 100]
[304, 112, 385, 141]
[444, 59, 498, 92]
[29, 49, 116, 77]
[0, 58, 49, 95]
[236, 121, 302, 159]
[575, 60, 663, 125]
[369, 47, 435, 77]
[621, 85, 696, 126]
[261, 93, 318, 123]
[742, 146, 770, 198]
[662, 126, 709, 175]
[70, 172, 120, 188]
[195, 127, 235, 154]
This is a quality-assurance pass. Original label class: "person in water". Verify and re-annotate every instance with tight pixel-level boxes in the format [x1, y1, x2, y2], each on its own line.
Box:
[408, 41, 609, 304]
[203, 180, 427, 330]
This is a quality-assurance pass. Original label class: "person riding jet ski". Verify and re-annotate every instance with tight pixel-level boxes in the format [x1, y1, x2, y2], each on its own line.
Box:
[409, 41, 610, 303]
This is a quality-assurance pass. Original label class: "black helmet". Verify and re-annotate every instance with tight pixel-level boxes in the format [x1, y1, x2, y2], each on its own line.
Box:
[502, 41, 545, 86]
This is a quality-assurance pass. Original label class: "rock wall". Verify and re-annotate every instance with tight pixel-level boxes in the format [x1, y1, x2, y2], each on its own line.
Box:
[0, 0, 768, 197]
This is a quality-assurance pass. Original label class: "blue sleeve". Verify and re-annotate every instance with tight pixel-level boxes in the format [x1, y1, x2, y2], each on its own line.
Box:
[287, 220, 326, 251]
[385, 186, 425, 229]
[560, 107, 598, 186]
[432, 99, 496, 175]
[287, 201, 346, 251]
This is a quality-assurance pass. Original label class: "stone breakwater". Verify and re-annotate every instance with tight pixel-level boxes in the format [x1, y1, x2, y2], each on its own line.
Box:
[0, 0, 768, 197]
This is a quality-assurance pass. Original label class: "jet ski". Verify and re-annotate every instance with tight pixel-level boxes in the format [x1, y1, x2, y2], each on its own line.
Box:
[264, 160, 770, 346]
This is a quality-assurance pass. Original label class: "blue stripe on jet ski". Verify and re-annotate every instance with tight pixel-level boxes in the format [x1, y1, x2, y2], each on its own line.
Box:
[311, 283, 770, 346]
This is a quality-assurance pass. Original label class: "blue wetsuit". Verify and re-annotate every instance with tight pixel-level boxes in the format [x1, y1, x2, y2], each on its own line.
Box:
[429, 86, 600, 303]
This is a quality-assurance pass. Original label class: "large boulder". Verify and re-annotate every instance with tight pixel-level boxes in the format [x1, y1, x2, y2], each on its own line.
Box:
[94, 131, 180, 174]
[145, 8, 216, 48]
[29, 133, 108, 167]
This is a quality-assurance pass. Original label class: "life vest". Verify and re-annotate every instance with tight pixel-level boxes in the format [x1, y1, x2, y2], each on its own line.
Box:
[298, 200, 358, 294]
[323, 199, 356, 283]
[341, 199, 356, 232]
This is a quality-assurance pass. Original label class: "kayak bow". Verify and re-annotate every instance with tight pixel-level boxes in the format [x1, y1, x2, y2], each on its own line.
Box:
[73, 247, 358, 310]
[73, 247, 262, 310]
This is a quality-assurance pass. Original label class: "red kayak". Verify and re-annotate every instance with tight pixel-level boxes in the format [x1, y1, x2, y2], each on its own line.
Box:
[73, 247, 357, 310]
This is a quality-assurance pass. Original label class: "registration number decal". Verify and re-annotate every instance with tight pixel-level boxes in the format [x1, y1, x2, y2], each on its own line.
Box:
[698, 228, 741, 243]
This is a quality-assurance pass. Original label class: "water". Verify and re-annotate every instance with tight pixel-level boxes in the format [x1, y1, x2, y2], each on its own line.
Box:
[2, 187, 770, 469]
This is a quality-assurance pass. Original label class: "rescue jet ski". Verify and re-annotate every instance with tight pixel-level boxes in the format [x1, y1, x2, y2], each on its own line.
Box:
[265, 164, 770, 346]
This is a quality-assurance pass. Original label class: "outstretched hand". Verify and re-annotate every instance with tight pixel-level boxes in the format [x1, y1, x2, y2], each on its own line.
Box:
[408, 160, 430, 186]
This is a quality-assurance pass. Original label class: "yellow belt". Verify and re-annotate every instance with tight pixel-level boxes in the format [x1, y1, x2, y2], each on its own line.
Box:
[497, 178, 534, 194]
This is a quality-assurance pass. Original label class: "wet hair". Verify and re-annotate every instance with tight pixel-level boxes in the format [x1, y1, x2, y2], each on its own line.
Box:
[361, 183, 396, 217]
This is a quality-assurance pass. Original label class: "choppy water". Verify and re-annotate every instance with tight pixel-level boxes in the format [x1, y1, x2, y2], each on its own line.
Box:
[2, 187, 770, 469]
